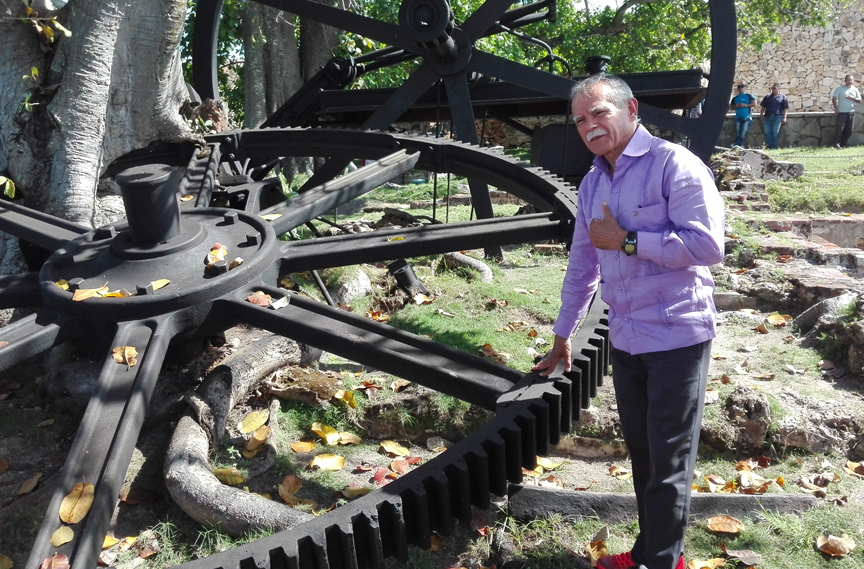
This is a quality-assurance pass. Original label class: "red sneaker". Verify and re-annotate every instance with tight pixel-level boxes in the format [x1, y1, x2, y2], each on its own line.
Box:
[596, 552, 684, 569]
[596, 551, 632, 569]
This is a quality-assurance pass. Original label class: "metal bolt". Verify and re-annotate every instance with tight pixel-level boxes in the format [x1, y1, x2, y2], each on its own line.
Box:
[223, 212, 238, 225]
[94, 226, 116, 240]
[136, 283, 153, 296]
[57, 253, 75, 268]
[211, 260, 229, 274]
[67, 277, 85, 292]
[246, 232, 261, 246]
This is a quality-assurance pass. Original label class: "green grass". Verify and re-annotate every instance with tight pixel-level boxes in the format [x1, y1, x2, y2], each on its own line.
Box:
[758, 147, 864, 213]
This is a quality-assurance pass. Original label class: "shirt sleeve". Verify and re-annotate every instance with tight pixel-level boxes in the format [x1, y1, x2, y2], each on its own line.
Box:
[635, 151, 725, 270]
[552, 187, 600, 339]
[760, 96, 767, 107]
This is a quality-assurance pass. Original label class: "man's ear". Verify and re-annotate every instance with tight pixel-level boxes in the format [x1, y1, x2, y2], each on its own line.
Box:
[628, 97, 639, 121]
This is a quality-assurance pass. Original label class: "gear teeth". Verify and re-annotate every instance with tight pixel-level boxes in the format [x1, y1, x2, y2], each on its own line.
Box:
[400, 485, 432, 549]
[377, 498, 408, 561]
[351, 511, 385, 569]
[481, 433, 509, 495]
[423, 469, 454, 534]
[443, 458, 473, 523]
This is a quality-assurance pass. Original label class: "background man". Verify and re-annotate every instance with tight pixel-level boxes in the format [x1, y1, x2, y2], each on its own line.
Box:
[760, 83, 789, 150]
[730, 83, 756, 147]
[832, 74, 861, 148]
[533, 74, 725, 569]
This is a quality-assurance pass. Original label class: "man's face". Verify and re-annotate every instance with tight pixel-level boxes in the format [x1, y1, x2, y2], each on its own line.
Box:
[571, 84, 638, 164]
[771, 85, 779, 95]
[846, 76, 855, 87]
[737, 86, 745, 94]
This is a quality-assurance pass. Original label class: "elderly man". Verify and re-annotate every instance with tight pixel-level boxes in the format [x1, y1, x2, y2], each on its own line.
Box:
[832, 74, 861, 148]
[533, 74, 725, 569]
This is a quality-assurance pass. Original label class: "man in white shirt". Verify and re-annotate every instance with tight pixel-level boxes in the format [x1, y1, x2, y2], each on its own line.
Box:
[832, 74, 862, 148]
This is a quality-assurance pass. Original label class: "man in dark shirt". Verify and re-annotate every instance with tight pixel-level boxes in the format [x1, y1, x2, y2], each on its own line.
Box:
[760, 83, 789, 150]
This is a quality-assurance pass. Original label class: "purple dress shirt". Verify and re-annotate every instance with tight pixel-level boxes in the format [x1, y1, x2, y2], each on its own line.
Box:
[552, 125, 725, 355]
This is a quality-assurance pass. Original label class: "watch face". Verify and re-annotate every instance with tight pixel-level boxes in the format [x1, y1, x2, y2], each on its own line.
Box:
[623, 243, 636, 254]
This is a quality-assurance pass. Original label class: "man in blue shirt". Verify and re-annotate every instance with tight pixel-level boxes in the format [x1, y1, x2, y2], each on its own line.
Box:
[760, 83, 789, 150]
[729, 84, 756, 147]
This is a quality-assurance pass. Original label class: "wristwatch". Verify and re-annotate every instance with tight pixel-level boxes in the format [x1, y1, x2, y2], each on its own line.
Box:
[621, 231, 637, 256]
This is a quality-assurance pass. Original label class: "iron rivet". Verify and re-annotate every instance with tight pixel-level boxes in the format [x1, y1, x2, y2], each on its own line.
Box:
[223, 212, 238, 225]
[212, 260, 229, 274]
[94, 226, 116, 240]
[246, 232, 261, 246]
[67, 277, 85, 292]
[136, 283, 153, 296]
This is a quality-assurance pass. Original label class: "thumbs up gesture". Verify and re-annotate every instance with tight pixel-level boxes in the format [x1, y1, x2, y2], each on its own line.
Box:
[589, 202, 628, 250]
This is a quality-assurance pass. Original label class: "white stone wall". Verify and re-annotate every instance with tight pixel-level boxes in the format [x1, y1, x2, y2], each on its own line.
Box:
[735, 3, 864, 112]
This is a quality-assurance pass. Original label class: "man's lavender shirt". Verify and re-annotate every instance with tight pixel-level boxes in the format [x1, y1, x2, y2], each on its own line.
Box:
[552, 125, 725, 355]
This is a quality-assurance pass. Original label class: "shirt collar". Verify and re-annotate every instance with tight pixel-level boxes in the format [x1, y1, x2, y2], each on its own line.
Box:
[591, 124, 652, 176]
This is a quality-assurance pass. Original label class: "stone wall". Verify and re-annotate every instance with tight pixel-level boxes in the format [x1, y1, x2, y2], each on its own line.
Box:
[735, 3, 864, 112]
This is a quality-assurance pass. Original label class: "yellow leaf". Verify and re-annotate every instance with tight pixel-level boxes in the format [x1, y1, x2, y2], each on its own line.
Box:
[413, 293, 434, 305]
[180, 194, 194, 202]
[705, 515, 744, 533]
[334, 390, 357, 408]
[211, 467, 245, 486]
[18, 472, 42, 495]
[244, 425, 271, 452]
[43, 25, 54, 42]
[291, 441, 317, 453]
[260, 213, 283, 221]
[238, 409, 269, 434]
[72, 286, 109, 301]
[309, 454, 345, 471]
[103, 535, 120, 549]
[59, 482, 95, 524]
[119, 536, 138, 551]
[816, 533, 856, 557]
[111, 346, 138, 370]
[754, 323, 769, 334]
[387, 236, 405, 241]
[49, 526, 74, 547]
[608, 465, 632, 480]
[311, 422, 341, 445]
[341, 486, 373, 499]
[338, 432, 362, 445]
[536, 457, 565, 470]
[380, 440, 410, 457]
[150, 279, 170, 291]
[0, 553, 13, 569]
[585, 539, 608, 566]
[686, 559, 727, 569]
[766, 312, 787, 326]
[279, 474, 302, 498]
[55, 279, 69, 291]
[207, 244, 227, 264]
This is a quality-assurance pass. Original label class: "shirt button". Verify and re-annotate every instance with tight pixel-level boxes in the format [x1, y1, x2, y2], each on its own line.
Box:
[613, 254, 619, 260]
[641, 225, 646, 229]
[612, 189, 618, 193]
[617, 287, 622, 292]
[624, 318, 630, 323]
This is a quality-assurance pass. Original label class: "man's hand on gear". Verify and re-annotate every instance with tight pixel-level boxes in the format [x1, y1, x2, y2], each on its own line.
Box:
[531, 335, 572, 377]
[589, 202, 628, 250]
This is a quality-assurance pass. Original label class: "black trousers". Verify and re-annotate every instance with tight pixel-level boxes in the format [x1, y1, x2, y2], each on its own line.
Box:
[835, 112, 854, 147]
[611, 340, 712, 569]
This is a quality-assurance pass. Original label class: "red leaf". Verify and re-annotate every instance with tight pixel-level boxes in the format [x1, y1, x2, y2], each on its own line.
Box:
[373, 467, 392, 487]
[406, 456, 422, 465]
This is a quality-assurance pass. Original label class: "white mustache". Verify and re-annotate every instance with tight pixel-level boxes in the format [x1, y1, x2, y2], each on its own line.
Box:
[586, 128, 607, 142]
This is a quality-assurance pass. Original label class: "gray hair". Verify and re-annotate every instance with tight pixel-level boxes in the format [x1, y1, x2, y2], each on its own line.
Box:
[570, 73, 634, 110]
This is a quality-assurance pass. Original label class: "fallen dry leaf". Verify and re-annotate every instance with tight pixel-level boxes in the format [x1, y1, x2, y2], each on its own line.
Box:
[706, 515, 744, 534]
[341, 485, 373, 499]
[211, 467, 244, 486]
[18, 472, 42, 495]
[309, 454, 345, 471]
[180, 194, 194, 202]
[333, 390, 357, 408]
[311, 422, 341, 446]
[278, 474, 303, 499]
[103, 535, 120, 549]
[338, 432, 362, 445]
[72, 286, 109, 302]
[608, 465, 632, 480]
[585, 538, 608, 567]
[380, 440, 410, 457]
[238, 409, 269, 434]
[686, 558, 727, 569]
[536, 457, 565, 470]
[373, 467, 395, 486]
[207, 243, 227, 264]
[55, 279, 69, 291]
[816, 533, 855, 557]
[260, 213, 283, 221]
[59, 482, 95, 524]
[49, 526, 74, 547]
[390, 379, 411, 392]
[390, 459, 409, 475]
[413, 293, 434, 305]
[844, 461, 864, 479]
[39, 554, 69, 569]
[150, 279, 170, 291]
[367, 309, 390, 322]
[290, 441, 317, 453]
[38, 419, 54, 427]
[0, 554, 12, 569]
[754, 323, 769, 334]
[111, 346, 138, 370]
[246, 291, 272, 307]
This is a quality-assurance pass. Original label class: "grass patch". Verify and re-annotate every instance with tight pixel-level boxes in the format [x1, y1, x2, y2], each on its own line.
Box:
[760, 147, 864, 213]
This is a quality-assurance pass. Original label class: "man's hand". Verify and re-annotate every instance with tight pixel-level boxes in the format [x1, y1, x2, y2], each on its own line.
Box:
[531, 335, 572, 377]
[589, 202, 628, 250]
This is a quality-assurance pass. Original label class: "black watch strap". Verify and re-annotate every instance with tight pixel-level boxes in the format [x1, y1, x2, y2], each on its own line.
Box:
[622, 231, 637, 256]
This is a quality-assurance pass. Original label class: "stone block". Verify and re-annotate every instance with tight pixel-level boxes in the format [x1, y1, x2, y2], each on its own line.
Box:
[714, 291, 758, 311]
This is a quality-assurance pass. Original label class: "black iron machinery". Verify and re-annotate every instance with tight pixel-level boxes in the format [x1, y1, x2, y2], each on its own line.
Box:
[0, 0, 737, 567]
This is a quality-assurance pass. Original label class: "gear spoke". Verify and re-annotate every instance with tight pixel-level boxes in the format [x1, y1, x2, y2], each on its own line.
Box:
[223, 287, 519, 408]
[278, 212, 564, 273]
[261, 149, 420, 234]
[0, 271, 42, 308]
[0, 311, 74, 373]
[0, 200, 88, 252]
[26, 316, 176, 569]
[460, 0, 515, 42]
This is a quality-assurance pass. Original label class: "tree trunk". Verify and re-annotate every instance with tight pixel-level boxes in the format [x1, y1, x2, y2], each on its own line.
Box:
[299, 0, 344, 83]
[243, 2, 304, 128]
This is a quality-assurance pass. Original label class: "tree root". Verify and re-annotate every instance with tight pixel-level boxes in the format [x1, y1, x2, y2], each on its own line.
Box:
[443, 251, 494, 282]
[164, 334, 320, 536]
